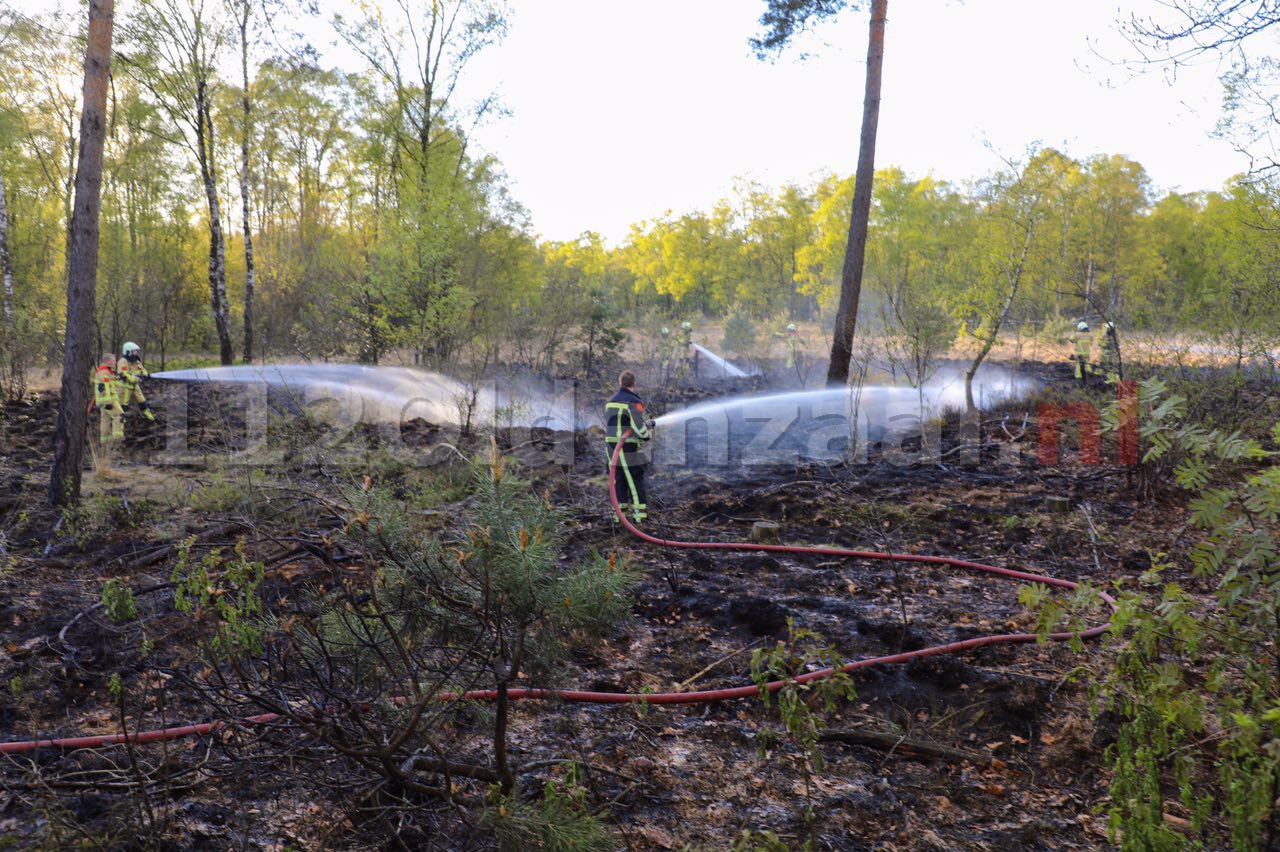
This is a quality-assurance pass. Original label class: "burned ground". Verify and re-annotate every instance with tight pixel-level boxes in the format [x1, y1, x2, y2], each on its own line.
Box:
[0, 365, 1224, 849]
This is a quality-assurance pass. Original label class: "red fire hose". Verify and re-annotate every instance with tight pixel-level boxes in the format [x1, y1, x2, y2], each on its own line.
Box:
[0, 430, 1114, 754]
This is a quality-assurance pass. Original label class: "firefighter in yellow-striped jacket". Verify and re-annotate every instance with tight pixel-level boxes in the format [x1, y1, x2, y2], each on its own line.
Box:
[1071, 321, 1097, 387]
[604, 370, 654, 522]
[91, 353, 124, 443]
[116, 341, 155, 422]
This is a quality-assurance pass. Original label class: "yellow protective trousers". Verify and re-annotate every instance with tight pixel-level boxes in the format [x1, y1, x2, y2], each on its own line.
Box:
[1072, 334, 1095, 380]
[117, 361, 155, 420]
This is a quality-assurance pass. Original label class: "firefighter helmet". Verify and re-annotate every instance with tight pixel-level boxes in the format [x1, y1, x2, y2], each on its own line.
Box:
[1076, 321, 1089, 332]
[122, 341, 141, 356]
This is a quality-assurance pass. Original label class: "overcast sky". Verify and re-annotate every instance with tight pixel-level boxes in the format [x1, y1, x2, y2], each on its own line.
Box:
[448, 0, 1246, 243]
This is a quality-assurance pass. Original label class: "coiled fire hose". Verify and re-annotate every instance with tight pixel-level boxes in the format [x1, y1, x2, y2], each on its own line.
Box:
[0, 430, 1115, 753]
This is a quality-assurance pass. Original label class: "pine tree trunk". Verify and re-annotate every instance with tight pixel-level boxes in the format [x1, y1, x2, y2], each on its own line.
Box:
[826, 0, 887, 387]
[238, 1, 256, 363]
[50, 0, 114, 507]
[196, 78, 233, 365]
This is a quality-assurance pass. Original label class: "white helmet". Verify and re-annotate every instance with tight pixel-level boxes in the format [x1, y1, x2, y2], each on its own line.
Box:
[681, 321, 692, 332]
[122, 341, 141, 355]
[1076, 321, 1089, 332]
[660, 326, 670, 336]
[786, 323, 797, 333]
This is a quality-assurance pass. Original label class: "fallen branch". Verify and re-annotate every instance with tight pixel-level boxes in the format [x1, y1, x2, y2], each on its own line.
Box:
[673, 641, 763, 692]
[124, 521, 245, 571]
[819, 728, 992, 766]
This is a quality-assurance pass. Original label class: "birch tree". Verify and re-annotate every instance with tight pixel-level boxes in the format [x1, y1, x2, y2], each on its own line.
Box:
[234, 0, 256, 361]
[126, 0, 235, 364]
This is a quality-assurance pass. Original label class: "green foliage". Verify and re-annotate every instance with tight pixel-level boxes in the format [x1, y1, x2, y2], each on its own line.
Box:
[187, 472, 247, 514]
[721, 311, 758, 357]
[6, 0, 1280, 376]
[730, 828, 790, 852]
[171, 536, 266, 659]
[881, 291, 957, 387]
[573, 294, 627, 376]
[490, 764, 616, 852]
[1053, 381, 1280, 849]
[186, 449, 639, 826]
[101, 578, 138, 624]
[1103, 375, 1268, 498]
[60, 494, 157, 550]
[751, 619, 855, 830]
[1015, 580, 1106, 653]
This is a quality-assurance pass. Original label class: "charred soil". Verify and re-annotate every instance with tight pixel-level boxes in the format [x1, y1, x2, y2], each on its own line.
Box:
[0, 366, 1207, 850]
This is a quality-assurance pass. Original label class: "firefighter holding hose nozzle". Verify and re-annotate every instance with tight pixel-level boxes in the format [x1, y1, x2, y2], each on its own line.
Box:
[117, 341, 156, 422]
[605, 370, 654, 523]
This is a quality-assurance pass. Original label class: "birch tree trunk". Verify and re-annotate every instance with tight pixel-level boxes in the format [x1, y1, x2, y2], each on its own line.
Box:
[195, 77, 233, 365]
[238, 0, 255, 362]
[50, 0, 114, 507]
[0, 167, 15, 350]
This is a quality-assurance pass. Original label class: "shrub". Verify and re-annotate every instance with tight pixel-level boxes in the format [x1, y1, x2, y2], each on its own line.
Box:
[722, 311, 758, 357]
[101, 578, 138, 624]
[1045, 382, 1280, 849]
[183, 445, 638, 844]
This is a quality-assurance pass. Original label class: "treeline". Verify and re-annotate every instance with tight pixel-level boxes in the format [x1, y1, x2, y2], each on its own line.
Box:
[1, 3, 1278, 389]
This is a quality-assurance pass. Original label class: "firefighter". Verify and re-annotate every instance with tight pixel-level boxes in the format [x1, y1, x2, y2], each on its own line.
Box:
[781, 322, 800, 369]
[116, 341, 156, 421]
[659, 326, 672, 384]
[680, 321, 696, 379]
[1071, 321, 1096, 387]
[1100, 321, 1122, 382]
[604, 370, 654, 522]
[91, 353, 124, 443]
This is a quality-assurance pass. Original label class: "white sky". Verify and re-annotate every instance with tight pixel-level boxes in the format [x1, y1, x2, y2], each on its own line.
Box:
[451, 0, 1246, 243]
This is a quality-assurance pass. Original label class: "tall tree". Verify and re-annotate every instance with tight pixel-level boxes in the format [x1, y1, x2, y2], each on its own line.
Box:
[0, 165, 15, 390]
[335, 0, 508, 364]
[960, 150, 1060, 408]
[50, 0, 115, 507]
[127, 0, 235, 364]
[0, 15, 17, 388]
[753, 0, 888, 387]
[235, 0, 256, 361]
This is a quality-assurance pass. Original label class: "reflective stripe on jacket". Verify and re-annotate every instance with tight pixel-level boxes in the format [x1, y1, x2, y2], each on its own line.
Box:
[605, 387, 650, 445]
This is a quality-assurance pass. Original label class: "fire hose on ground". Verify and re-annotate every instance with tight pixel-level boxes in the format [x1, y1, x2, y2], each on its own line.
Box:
[0, 430, 1115, 754]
